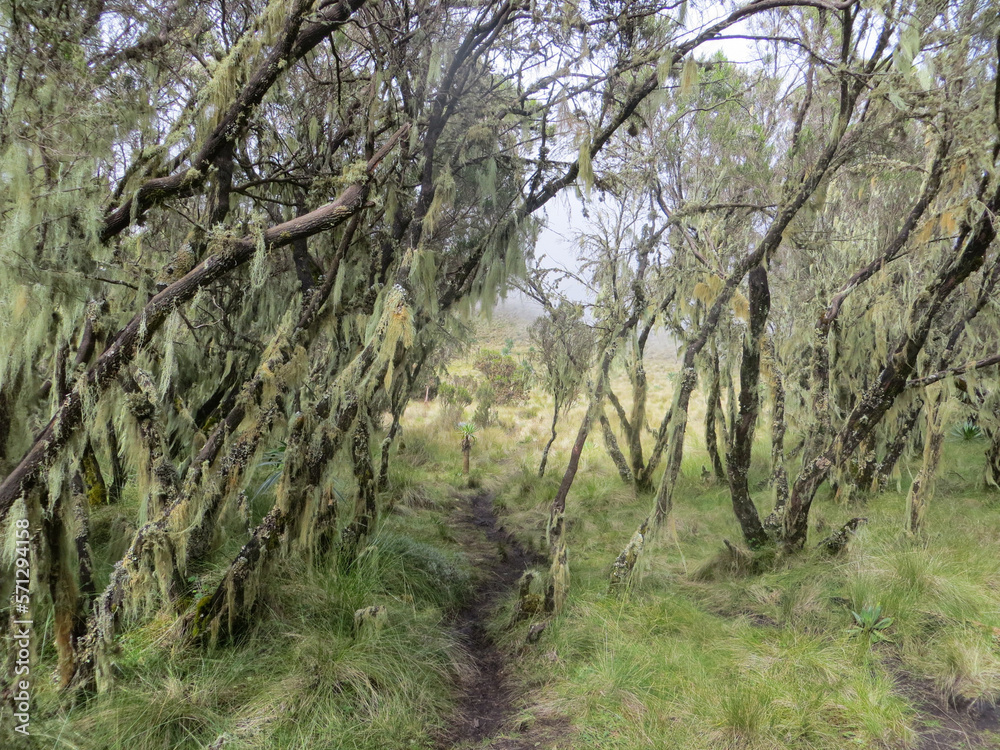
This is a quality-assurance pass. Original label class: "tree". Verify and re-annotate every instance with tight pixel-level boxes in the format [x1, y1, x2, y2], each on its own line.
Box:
[527, 289, 595, 477]
[611, 0, 1000, 583]
[10, 0, 990, 702]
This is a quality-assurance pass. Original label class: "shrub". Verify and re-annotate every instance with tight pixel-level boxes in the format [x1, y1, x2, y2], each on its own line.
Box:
[437, 378, 473, 422]
[472, 349, 532, 405]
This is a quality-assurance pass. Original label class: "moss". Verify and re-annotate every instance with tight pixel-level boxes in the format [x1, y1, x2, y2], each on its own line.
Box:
[82, 450, 108, 506]
[189, 594, 215, 639]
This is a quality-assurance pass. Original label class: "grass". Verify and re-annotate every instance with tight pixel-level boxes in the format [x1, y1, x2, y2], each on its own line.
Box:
[25, 437, 475, 750]
[454, 342, 1000, 749]
[32, 533, 472, 749]
[13, 329, 1000, 749]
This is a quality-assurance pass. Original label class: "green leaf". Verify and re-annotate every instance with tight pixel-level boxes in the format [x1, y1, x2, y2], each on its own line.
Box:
[888, 90, 908, 111]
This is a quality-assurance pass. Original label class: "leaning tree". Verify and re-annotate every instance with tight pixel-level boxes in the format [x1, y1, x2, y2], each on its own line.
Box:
[3, 0, 884, 699]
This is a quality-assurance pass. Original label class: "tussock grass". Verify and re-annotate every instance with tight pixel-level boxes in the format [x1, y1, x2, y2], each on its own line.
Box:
[24, 334, 1000, 749]
[30, 431, 474, 749]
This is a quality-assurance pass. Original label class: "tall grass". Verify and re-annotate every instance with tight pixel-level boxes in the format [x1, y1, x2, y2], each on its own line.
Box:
[20, 339, 1000, 749]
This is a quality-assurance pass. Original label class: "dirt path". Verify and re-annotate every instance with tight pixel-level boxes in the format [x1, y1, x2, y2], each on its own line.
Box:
[437, 489, 544, 750]
[901, 674, 1000, 749]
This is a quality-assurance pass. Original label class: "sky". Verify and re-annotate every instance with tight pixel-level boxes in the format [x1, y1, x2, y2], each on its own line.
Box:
[502, 12, 762, 314]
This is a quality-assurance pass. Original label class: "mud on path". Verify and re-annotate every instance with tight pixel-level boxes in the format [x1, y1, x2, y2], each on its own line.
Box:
[436, 489, 548, 750]
[898, 671, 1000, 750]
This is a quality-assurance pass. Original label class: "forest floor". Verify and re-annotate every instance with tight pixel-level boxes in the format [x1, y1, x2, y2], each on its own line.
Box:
[17, 331, 1000, 750]
[437, 488, 567, 750]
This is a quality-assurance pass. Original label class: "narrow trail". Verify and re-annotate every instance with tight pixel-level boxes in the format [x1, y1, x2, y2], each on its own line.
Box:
[437, 489, 545, 750]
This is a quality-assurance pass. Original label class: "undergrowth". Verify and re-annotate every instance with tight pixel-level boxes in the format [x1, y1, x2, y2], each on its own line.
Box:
[15, 342, 1000, 750]
[27, 446, 474, 749]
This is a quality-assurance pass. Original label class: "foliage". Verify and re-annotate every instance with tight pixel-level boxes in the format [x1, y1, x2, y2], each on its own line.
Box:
[2, 0, 1000, 743]
[846, 604, 895, 644]
[950, 419, 985, 442]
[438, 378, 474, 423]
[528, 302, 595, 416]
[472, 349, 533, 425]
[457, 421, 478, 447]
[250, 441, 287, 503]
[473, 349, 533, 406]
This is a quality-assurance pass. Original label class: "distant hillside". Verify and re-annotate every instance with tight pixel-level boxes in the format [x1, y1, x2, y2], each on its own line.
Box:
[473, 294, 679, 365]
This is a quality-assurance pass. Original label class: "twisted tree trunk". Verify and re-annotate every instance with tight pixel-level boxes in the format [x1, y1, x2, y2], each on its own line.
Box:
[725, 266, 771, 550]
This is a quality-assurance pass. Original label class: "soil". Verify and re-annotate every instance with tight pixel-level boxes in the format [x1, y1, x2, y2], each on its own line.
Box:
[437, 489, 553, 750]
[890, 665, 1000, 750]
[434, 491, 1000, 750]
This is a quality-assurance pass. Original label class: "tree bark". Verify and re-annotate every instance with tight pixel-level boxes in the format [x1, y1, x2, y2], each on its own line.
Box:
[705, 346, 726, 481]
[905, 389, 946, 537]
[987, 401, 1000, 489]
[538, 409, 558, 478]
[122, 370, 180, 522]
[725, 266, 770, 550]
[600, 411, 634, 484]
[105, 420, 126, 504]
[874, 400, 923, 491]
[342, 417, 378, 569]
[764, 338, 789, 512]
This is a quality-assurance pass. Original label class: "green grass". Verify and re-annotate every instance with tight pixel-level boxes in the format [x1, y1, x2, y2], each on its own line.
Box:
[16, 356, 1000, 750]
[474, 392, 1000, 749]
[26, 447, 474, 749]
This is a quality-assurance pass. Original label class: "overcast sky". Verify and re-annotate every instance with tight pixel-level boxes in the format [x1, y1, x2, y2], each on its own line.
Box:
[503, 19, 762, 313]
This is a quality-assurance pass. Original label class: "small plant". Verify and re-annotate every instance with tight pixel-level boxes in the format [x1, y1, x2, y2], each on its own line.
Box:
[458, 422, 478, 475]
[252, 441, 287, 502]
[473, 349, 532, 405]
[950, 419, 984, 442]
[474, 382, 497, 426]
[438, 379, 474, 422]
[847, 604, 894, 644]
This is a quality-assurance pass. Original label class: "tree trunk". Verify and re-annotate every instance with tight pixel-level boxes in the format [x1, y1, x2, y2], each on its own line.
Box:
[905, 389, 946, 537]
[546, 331, 623, 552]
[378, 413, 404, 491]
[122, 370, 181, 523]
[0, 367, 22, 475]
[105, 420, 126, 504]
[987, 430, 1000, 490]
[985, 402, 1000, 489]
[848, 429, 879, 500]
[626, 358, 648, 480]
[873, 400, 923, 491]
[725, 266, 770, 550]
[705, 346, 726, 481]
[342, 417, 377, 568]
[635, 402, 673, 491]
[538, 407, 558, 478]
[765, 338, 789, 512]
[600, 411, 634, 483]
